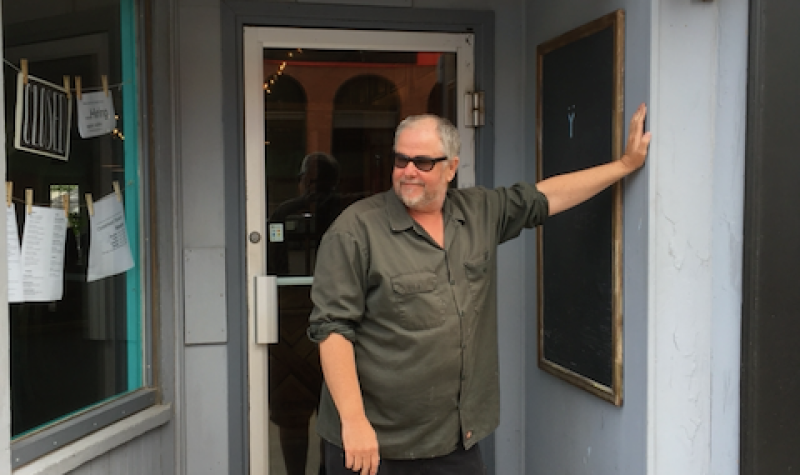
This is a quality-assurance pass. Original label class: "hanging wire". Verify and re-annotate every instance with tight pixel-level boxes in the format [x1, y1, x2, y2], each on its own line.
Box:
[6, 181, 133, 210]
[3, 57, 128, 93]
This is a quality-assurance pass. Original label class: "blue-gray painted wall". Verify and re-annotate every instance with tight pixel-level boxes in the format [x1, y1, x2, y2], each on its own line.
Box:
[524, 2, 650, 473]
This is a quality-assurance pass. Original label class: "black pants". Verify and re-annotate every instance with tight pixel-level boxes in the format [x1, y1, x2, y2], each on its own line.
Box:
[323, 440, 486, 475]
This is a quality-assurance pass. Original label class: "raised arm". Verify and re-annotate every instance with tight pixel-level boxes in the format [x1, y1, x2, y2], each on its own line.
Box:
[319, 333, 380, 475]
[537, 103, 651, 216]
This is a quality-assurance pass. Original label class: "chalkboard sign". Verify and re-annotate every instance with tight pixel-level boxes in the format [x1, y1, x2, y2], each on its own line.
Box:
[536, 10, 624, 406]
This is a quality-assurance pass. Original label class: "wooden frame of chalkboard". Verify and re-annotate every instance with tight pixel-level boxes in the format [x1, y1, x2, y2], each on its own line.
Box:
[536, 10, 625, 406]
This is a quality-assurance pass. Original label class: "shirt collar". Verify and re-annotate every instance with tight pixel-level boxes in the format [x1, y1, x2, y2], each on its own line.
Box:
[385, 189, 466, 232]
[444, 189, 466, 225]
[386, 190, 415, 232]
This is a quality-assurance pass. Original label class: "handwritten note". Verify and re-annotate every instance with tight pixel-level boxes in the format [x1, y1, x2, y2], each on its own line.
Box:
[20, 206, 68, 301]
[87, 192, 134, 282]
[77, 91, 116, 139]
[6, 204, 24, 302]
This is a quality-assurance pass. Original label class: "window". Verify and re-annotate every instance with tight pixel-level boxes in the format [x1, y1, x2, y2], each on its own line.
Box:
[3, 0, 150, 466]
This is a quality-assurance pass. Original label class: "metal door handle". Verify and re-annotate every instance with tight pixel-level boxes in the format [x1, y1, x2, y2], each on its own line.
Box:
[255, 275, 278, 344]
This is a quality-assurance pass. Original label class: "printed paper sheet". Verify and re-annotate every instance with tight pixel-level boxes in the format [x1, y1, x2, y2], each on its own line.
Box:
[87, 192, 134, 282]
[20, 206, 68, 302]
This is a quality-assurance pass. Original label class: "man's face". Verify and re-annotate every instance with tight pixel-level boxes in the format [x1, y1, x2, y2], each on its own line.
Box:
[297, 160, 317, 194]
[392, 119, 459, 213]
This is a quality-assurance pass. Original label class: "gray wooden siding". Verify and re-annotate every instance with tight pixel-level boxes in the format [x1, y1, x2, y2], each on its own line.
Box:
[67, 426, 166, 475]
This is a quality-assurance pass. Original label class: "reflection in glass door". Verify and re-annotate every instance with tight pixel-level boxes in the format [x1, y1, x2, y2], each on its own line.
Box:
[244, 27, 475, 474]
[264, 48, 457, 475]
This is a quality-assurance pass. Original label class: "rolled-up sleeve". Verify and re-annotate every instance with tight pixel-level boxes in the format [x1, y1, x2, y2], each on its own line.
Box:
[495, 182, 549, 243]
[307, 229, 367, 344]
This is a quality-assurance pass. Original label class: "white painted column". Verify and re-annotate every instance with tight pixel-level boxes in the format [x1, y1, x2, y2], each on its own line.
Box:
[647, 0, 746, 473]
[710, 2, 748, 473]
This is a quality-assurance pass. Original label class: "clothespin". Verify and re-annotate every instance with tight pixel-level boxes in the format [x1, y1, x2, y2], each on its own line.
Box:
[63, 76, 71, 99]
[62, 194, 69, 218]
[113, 181, 122, 202]
[75, 76, 82, 100]
[102, 75, 109, 97]
[85, 193, 94, 217]
[25, 189, 33, 215]
[21, 59, 28, 85]
[6, 182, 13, 208]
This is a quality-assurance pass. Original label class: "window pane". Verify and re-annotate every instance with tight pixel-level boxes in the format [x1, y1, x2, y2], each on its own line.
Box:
[2, 1, 143, 437]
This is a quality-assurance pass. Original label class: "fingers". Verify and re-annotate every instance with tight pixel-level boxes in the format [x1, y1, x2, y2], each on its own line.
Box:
[633, 102, 647, 125]
[341, 416, 380, 474]
[345, 450, 380, 475]
[620, 103, 651, 171]
[369, 452, 380, 475]
[630, 103, 646, 139]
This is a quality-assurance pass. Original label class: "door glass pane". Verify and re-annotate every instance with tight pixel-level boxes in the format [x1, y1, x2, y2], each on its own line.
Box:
[263, 48, 456, 475]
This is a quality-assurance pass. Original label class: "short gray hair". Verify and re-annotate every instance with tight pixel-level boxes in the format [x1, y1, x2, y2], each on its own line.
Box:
[394, 114, 461, 159]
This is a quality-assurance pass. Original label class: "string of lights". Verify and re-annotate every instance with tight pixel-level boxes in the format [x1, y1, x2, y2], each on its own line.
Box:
[263, 48, 303, 94]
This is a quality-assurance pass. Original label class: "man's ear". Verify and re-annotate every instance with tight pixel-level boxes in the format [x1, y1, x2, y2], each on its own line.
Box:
[447, 156, 460, 182]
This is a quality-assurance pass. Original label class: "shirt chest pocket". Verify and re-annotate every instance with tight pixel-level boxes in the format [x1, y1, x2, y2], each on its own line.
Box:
[463, 251, 491, 313]
[390, 272, 447, 331]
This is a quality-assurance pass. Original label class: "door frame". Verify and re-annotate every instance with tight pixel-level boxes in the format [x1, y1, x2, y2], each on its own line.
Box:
[741, 0, 800, 472]
[244, 26, 476, 474]
[222, 5, 495, 474]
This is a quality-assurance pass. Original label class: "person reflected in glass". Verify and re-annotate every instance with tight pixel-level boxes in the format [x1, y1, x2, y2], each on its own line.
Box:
[269, 152, 344, 277]
[267, 152, 348, 475]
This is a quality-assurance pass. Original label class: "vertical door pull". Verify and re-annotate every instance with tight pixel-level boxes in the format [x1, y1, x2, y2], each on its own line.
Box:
[255, 275, 278, 344]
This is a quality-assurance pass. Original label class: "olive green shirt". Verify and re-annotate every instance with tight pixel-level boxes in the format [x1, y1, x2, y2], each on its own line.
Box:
[308, 183, 548, 459]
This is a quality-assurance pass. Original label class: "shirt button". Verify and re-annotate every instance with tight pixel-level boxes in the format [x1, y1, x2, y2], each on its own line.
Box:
[466, 431, 473, 440]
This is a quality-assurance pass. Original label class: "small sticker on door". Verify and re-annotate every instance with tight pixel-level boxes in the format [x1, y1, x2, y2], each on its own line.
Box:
[269, 223, 284, 242]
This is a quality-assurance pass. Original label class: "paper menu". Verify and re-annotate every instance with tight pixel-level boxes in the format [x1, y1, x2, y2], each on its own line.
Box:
[20, 206, 68, 302]
[87, 192, 134, 282]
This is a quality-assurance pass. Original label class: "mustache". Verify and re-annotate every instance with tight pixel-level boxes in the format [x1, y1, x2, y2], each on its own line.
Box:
[398, 179, 425, 186]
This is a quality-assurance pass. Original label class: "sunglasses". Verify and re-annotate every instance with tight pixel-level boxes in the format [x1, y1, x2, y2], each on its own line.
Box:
[393, 152, 448, 172]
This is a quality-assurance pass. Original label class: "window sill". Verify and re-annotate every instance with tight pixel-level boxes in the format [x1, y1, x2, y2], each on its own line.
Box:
[13, 404, 171, 475]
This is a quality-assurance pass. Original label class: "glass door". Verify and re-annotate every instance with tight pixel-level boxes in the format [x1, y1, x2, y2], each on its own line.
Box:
[243, 27, 475, 474]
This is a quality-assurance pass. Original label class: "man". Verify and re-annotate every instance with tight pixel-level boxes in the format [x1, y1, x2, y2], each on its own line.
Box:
[308, 104, 651, 475]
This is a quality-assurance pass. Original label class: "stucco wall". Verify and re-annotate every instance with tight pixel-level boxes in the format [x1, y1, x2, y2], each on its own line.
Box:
[647, 1, 746, 474]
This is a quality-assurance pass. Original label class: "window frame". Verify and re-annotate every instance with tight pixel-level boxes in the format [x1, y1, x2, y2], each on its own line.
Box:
[4, 0, 157, 468]
[11, 390, 157, 469]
